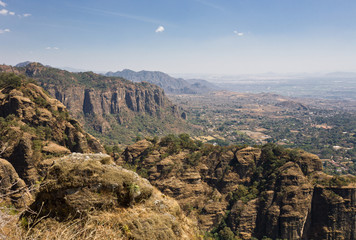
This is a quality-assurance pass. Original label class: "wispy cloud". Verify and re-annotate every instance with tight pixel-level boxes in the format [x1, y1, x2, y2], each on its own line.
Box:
[155, 26, 165, 33]
[0, 8, 8, 15]
[234, 30, 244, 37]
[81, 7, 163, 25]
[0, 5, 28, 17]
[194, 0, 224, 11]
[46, 46, 59, 50]
[0, 1, 30, 18]
[0, 28, 10, 34]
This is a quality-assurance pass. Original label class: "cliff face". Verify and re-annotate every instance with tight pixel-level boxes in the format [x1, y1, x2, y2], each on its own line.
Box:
[307, 186, 355, 240]
[45, 84, 169, 132]
[120, 138, 356, 239]
[0, 63, 190, 144]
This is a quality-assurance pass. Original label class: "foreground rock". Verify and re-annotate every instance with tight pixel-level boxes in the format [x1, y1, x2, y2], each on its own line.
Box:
[24, 153, 197, 240]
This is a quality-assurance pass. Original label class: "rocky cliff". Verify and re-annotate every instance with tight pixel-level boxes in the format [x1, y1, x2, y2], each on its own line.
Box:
[0, 72, 198, 240]
[0, 63, 191, 144]
[120, 137, 356, 239]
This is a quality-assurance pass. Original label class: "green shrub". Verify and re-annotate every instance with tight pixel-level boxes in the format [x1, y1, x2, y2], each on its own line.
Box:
[32, 139, 42, 151]
[186, 151, 203, 166]
[329, 176, 350, 187]
[218, 227, 235, 240]
[104, 145, 113, 154]
[0, 72, 22, 89]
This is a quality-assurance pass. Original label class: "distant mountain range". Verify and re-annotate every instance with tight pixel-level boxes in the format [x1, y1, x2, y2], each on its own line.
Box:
[15, 62, 219, 95]
[105, 69, 218, 94]
[14, 61, 356, 100]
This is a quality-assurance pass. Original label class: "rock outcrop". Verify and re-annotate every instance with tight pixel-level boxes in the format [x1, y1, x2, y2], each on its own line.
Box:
[121, 139, 356, 239]
[29, 153, 154, 219]
[24, 153, 198, 240]
[306, 186, 356, 240]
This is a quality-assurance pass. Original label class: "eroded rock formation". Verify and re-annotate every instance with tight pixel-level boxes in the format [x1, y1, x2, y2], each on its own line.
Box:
[121, 139, 356, 239]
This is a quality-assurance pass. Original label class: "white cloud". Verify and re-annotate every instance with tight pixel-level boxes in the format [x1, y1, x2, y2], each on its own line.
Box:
[0, 28, 10, 34]
[0, 9, 15, 16]
[233, 30, 244, 36]
[46, 47, 52, 50]
[0, 1, 6, 7]
[53, 47, 59, 50]
[0, 8, 8, 15]
[23, 13, 31, 17]
[155, 25, 165, 33]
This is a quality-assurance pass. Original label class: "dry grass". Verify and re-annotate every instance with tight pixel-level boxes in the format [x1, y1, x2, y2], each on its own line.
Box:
[0, 189, 198, 240]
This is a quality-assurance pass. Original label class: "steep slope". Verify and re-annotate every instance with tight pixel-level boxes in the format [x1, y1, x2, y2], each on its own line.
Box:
[106, 69, 216, 94]
[120, 136, 356, 240]
[0, 63, 193, 144]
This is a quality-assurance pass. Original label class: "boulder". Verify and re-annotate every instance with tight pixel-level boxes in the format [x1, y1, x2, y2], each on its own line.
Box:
[27, 153, 153, 220]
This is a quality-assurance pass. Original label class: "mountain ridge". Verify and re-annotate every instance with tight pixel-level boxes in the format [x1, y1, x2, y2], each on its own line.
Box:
[106, 68, 218, 94]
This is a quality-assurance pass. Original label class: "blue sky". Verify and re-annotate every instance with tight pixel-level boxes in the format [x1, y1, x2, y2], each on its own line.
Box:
[1, 0, 356, 75]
